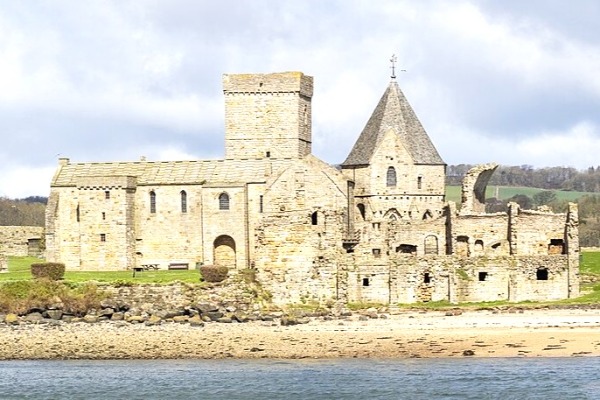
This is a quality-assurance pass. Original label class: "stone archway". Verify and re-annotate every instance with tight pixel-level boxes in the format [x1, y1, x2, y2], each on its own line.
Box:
[213, 235, 236, 268]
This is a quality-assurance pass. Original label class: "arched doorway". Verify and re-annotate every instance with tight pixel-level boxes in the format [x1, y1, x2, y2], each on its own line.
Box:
[214, 235, 236, 267]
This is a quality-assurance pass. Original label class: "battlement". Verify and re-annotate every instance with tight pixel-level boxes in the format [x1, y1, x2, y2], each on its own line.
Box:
[223, 72, 313, 97]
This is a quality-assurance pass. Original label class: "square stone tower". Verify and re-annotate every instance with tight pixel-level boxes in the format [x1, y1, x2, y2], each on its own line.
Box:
[223, 72, 313, 159]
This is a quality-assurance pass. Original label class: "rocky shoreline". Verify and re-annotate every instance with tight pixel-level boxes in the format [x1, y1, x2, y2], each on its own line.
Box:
[1, 308, 599, 360]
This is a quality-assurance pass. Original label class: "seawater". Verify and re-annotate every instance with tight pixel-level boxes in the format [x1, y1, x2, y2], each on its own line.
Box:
[0, 357, 599, 400]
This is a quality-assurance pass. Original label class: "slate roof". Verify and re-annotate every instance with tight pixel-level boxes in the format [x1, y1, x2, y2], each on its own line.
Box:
[51, 158, 292, 187]
[342, 80, 445, 166]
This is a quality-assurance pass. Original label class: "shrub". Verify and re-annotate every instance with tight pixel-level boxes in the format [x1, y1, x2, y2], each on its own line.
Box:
[31, 262, 66, 280]
[199, 265, 229, 283]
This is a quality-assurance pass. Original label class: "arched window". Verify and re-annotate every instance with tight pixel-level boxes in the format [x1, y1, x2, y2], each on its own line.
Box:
[150, 191, 156, 214]
[357, 203, 366, 220]
[417, 176, 423, 189]
[424, 235, 439, 255]
[386, 167, 397, 187]
[311, 211, 318, 225]
[219, 193, 230, 210]
[180, 190, 187, 213]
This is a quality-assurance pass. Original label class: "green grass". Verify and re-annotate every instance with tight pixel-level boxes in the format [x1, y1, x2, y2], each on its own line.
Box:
[3, 256, 202, 284]
[445, 185, 593, 205]
[580, 250, 600, 275]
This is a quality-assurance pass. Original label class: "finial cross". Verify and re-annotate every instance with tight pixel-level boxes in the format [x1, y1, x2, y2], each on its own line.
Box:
[389, 54, 406, 79]
[390, 54, 398, 79]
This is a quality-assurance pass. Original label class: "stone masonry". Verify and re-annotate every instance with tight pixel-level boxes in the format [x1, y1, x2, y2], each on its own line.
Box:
[45, 71, 579, 305]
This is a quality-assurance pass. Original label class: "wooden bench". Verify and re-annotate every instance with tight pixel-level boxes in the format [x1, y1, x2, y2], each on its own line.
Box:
[132, 263, 159, 277]
[168, 263, 189, 270]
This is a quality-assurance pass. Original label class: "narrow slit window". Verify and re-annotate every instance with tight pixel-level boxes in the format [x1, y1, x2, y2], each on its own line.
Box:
[259, 195, 264, 213]
[100, 233, 106, 242]
[423, 272, 431, 284]
[150, 191, 156, 214]
[105, 190, 110, 199]
[386, 166, 397, 187]
[102, 212, 106, 220]
[181, 190, 187, 213]
[417, 176, 422, 189]
[311, 211, 318, 225]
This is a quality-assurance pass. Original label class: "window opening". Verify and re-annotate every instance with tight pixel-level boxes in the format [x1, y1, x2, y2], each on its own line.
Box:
[266, 151, 271, 158]
[372, 248, 381, 258]
[259, 195, 264, 213]
[181, 190, 187, 213]
[311, 211, 318, 225]
[76, 205, 80, 222]
[423, 272, 431, 284]
[150, 191, 156, 214]
[102, 212, 106, 220]
[105, 191, 110, 199]
[386, 166, 397, 187]
[479, 272, 488, 281]
[219, 193, 230, 210]
[357, 203, 366, 220]
[417, 176, 422, 189]
[362, 277, 370, 287]
[100, 233, 106, 242]
[536, 268, 549, 281]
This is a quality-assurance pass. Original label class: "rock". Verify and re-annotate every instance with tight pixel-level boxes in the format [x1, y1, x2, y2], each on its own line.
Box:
[232, 313, 249, 323]
[126, 315, 145, 324]
[111, 312, 125, 321]
[280, 316, 299, 326]
[204, 311, 224, 321]
[4, 313, 19, 325]
[145, 315, 162, 326]
[196, 302, 219, 313]
[217, 317, 232, 323]
[83, 315, 99, 323]
[24, 312, 44, 322]
[358, 315, 369, 321]
[44, 310, 63, 320]
[189, 315, 204, 327]
[225, 305, 237, 313]
[62, 315, 75, 323]
[172, 315, 189, 323]
[463, 349, 475, 356]
[99, 308, 114, 317]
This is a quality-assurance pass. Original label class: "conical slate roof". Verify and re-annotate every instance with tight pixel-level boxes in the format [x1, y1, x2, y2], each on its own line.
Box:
[342, 80, 445, 166]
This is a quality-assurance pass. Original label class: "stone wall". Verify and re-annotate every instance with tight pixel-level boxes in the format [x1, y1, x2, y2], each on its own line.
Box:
[0, 226, 44, 257]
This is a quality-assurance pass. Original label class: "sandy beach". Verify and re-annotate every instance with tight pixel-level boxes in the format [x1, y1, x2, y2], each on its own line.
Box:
[0, 308, 599, 360]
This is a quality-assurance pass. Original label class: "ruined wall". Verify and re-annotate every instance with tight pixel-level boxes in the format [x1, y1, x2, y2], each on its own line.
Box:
[0, 226, 44, 257]
[451, 213, 511, 257]
[345, 255, 574, 305]
[255, 157, 349, 305]
[510, 208, 567, 256]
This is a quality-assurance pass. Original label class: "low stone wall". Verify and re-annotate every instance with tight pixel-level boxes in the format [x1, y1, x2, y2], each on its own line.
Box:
[0, 226, 44, 257]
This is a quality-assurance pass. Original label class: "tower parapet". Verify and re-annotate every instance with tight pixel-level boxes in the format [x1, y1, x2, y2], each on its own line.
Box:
[223, 72, 313, 160]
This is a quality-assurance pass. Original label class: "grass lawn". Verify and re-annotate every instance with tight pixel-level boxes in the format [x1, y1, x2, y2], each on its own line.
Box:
[445, 185, 594, 205]
[2, 257, 201, 284]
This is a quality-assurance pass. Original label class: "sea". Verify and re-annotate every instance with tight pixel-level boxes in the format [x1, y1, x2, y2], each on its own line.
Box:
[0, 357, 599, 399]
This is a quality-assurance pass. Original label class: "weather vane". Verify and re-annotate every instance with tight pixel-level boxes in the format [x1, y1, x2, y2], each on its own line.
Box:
[389, 54, 406, 79]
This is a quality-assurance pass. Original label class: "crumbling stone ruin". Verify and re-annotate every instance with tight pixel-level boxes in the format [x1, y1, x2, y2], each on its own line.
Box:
[45, 71, 579, 305]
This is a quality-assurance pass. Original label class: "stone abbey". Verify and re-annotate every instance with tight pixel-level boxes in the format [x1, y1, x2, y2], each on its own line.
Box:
[46, 71, 580, 305]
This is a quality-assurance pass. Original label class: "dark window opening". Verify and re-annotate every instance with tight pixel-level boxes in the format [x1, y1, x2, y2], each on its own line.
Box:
[372, 248, 381, 258]
[311, 211, 318, 225]
[423, 272, 431, 284]
[357, 203, 366, 220]
[417, 176, 422, 189]
[219, 193, 230, 210]
[479, 272, 488, 281]
[102, 212, 106, 220]
[386, 166, 397, 187]
[105, 191, 110, 199]
[362, 277, 370, 287]
[259, 195, 264, 213]
[100, 233, 106, 242]
[346, 247, 354, 254]
[536, 268, 549, 281]
[548, 239, 565, 255]
[76, 205, 80, 222]
[266, 151, 271, 158]
[396, 244, 417, 254]
[150, 191, 156, 214]
[181, 190, 187, 213]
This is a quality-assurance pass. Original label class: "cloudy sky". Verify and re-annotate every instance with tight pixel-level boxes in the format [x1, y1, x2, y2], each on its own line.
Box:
[1, 0, 600, 197]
